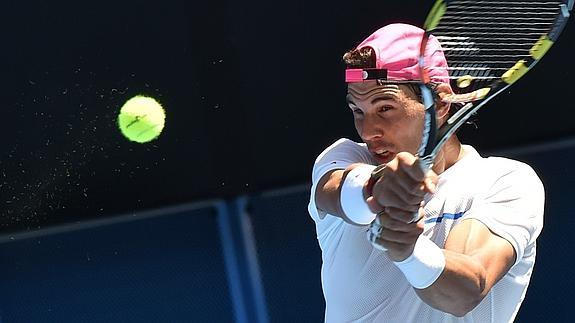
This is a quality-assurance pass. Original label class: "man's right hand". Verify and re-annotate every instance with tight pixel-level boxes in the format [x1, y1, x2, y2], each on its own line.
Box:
[366, 152, 438, 260]
[368, 152, 438, 214]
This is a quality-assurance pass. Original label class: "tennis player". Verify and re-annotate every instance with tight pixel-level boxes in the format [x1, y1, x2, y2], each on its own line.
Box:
[308, 23, 544, 322]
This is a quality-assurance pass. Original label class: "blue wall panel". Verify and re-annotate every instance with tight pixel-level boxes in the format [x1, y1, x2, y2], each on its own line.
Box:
[509, 145, 575, 323]
[0, 207, 233, 323]
[248, 189, 325, 323]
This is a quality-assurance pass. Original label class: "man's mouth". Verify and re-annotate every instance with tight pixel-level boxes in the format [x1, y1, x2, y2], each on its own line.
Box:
[371, 149, 394, 163]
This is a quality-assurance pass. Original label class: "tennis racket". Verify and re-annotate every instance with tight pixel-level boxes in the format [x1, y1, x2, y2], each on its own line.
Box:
[369, 0, 572, 248]
[417, 0, 573, 170]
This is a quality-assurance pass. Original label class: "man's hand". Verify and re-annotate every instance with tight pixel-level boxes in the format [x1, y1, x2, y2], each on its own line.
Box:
[369, 152, 437, 213]
[366, 152, 438, 261]
[370, 208, 425, 261]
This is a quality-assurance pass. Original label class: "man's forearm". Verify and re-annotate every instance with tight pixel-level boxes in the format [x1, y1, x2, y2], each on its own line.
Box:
[315, 169, 347, 217]
[415, 250, 487, 317]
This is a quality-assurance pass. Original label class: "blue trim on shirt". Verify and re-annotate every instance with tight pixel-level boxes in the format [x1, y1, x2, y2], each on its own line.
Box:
[425, 211, 465, 224]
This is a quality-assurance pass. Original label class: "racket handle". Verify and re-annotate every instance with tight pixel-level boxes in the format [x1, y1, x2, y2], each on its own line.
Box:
[368, 216, 387, 251]
[410, 156, 434, 224]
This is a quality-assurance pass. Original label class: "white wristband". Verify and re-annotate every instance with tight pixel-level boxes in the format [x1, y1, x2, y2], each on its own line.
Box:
[340, 164, 377, 225]
[393, 235, 446, 289]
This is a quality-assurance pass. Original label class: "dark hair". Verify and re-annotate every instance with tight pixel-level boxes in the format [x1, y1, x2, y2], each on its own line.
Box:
[343, 47, 376, 68]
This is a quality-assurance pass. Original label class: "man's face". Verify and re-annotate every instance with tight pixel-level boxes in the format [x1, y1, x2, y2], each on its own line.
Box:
[347, 81, 425, 164]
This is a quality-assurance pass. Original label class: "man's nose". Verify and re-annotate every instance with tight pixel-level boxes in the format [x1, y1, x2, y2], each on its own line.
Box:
[360, 114, 384, 142]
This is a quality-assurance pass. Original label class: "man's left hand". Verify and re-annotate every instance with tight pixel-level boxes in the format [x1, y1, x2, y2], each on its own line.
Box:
[369, 207, 425, 262]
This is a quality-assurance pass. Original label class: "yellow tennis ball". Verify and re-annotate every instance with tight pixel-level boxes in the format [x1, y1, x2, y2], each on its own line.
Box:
[117, 95, 166, 143]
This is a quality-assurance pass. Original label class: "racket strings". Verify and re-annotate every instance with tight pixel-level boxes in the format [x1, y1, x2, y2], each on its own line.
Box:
[447, 0, 561, 5]
[440, 19, 556, 26]
[446, 7, 558, 12]
[438, 36, 547, 41]
[448, 60, 530, 65]
[442, 11, 557, 17]
[442, 14, 558, 20]
[437, 26, 554, 31]
[449, 55, 532, 58]
[440, 41, 537, 45]
[430, 0, 562, 92]
[444, 66, 510, 70]
[437, 32, 553, 36]
[443, 47, 532, 51]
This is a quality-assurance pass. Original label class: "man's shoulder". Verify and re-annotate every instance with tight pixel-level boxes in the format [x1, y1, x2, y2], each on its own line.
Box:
[311, 138, 375, 185]
[445, 146, 542, 191]
[324, 137, 367, 151]
[465, 155, 544, 196]
[482, 156, 540, 180]
[459, 145, 538, 178]
[314, 138, 371, 164]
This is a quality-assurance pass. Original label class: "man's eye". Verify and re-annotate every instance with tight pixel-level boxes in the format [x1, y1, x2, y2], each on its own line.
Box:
[379, 106, 393, 113]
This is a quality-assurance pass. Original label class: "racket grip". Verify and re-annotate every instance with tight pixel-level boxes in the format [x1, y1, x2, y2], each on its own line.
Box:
[368, 217, 387, 251]
[412, 157, 433, 224]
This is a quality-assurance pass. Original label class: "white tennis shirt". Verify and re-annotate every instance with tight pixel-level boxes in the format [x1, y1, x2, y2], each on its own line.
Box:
[308, 138, 544, 323]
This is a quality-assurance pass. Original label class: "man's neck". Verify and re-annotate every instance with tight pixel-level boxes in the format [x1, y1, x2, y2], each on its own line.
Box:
[432, 136, 464, 175]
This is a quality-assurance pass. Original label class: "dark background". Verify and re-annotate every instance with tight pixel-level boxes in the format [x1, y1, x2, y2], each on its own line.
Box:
[0, 1, 573, 322]
[1, 0, 573, 233]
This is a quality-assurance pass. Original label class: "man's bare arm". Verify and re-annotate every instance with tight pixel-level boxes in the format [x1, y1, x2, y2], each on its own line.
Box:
[415, 219, 516, 317]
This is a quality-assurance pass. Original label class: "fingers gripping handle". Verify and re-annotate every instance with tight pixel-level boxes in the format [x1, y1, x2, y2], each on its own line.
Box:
[367, 157, 432, 251]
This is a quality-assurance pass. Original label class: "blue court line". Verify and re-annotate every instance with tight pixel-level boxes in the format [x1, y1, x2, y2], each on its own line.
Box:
[425, 212, 465, 224]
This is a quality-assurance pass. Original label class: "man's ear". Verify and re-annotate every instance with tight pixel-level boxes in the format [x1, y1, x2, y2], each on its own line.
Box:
[434, 83, 453, 121]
